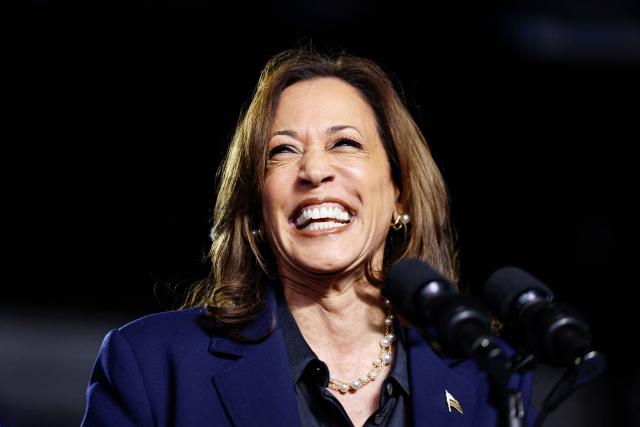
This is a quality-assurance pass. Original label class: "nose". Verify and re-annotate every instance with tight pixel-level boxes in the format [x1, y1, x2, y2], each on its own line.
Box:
[297, 147, 335, 186]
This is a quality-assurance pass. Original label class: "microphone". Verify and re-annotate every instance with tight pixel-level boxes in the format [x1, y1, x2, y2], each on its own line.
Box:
[483, 267, 592, 366]
[386, 259, 532, 427]
[385, 258, 495, 358]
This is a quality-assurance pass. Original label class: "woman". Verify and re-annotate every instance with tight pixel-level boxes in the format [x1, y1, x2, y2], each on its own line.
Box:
[82, 49, 534, 427]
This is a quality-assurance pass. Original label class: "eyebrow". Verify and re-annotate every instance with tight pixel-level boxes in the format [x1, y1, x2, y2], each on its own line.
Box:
[271, 125, 363, 138]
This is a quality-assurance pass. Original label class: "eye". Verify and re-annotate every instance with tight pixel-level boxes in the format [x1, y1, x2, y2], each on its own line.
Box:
[332, 137, 364, 150]
[268, 144, 296, 158]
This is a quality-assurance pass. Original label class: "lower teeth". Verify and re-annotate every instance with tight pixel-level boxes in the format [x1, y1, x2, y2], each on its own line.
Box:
[303, 221, 347, 231]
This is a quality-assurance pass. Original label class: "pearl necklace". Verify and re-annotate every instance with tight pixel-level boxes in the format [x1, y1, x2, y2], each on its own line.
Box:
[327, 299, 395, 394]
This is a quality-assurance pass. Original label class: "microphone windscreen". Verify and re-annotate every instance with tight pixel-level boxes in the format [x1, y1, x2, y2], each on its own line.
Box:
[385, 258, 448, 319]
[483, 267, 554, 319]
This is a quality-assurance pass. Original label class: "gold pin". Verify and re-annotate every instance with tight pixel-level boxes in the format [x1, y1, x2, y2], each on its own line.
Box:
[445, 389, 463, 414]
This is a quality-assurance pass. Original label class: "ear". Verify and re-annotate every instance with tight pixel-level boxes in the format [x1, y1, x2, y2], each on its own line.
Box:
[393, 184, 402, 213]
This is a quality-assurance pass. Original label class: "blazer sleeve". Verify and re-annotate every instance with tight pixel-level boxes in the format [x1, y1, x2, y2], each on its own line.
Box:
[81, 329, 154, 427]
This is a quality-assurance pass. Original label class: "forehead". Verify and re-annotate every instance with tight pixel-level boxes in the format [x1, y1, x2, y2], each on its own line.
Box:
[272, 77, 377, 130]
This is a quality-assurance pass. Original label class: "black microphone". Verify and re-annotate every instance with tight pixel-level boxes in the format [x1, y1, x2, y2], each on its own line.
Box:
[386, 259, 531, 427]
[385, 258, 495, 358]
[484, 267, 592, 366]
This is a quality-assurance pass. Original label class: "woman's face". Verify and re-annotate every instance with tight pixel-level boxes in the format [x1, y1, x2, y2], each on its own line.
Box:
[262, 77, 399, 277]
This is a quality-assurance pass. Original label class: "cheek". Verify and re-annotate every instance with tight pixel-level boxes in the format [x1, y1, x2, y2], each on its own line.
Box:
[345, 160, 395, 203]
[261, 171, 291, 225]
[261, 178, 278, 223]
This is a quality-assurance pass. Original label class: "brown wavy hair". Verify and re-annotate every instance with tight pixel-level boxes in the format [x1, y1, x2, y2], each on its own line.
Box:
[183, 48, 459, 340]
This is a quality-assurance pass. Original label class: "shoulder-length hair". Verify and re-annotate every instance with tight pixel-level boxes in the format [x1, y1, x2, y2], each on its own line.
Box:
[183, 48, 458, 340]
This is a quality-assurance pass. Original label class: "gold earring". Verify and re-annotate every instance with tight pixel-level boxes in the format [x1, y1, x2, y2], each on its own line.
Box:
[391, 213, 410, 231]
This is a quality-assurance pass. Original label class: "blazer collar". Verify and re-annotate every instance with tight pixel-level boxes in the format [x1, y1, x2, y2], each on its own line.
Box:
[407, 328, 478, 427]
[208, 283, 302, 427]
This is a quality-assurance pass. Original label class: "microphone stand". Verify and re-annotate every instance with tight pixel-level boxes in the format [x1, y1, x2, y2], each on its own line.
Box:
[471, 338, 531, 427]
[440, 300, 531, 427]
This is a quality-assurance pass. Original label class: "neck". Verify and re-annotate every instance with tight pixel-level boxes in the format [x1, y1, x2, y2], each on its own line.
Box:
[278, 264, 386, 353]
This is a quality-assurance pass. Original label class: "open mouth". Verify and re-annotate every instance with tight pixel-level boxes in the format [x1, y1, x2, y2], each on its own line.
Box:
[292, 202, 353, 232]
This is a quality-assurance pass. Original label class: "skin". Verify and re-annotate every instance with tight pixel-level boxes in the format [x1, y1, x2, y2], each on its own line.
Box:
[262, 77, 401, 425]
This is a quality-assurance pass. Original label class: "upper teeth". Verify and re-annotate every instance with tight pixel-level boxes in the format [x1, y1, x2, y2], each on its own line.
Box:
[295, 206, 350, 227]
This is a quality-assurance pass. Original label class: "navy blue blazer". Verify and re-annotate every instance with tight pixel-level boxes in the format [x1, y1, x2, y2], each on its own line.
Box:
[82, 285, 535, 426]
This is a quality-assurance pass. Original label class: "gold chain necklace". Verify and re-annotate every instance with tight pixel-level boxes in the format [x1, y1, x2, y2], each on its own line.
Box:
[327, 298, 396, 393]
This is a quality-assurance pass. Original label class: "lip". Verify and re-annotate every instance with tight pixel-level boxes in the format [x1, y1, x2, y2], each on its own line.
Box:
[293, 220, 353, 237]
[289, 196, 356, 237]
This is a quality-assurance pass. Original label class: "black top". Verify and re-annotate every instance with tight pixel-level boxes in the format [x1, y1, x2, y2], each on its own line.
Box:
[275, 285, 411, 427]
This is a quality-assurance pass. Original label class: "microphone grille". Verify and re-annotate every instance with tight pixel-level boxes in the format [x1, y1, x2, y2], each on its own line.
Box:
[483, 267, 554, 319]
[385, 258, 448, 319]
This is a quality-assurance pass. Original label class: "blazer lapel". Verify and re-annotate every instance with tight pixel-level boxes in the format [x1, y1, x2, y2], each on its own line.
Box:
[208, 287, 302, 427]
[407, 328, 477, 427]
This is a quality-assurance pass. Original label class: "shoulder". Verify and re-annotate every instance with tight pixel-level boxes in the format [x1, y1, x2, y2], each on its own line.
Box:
[118, 306, 207, 335]
[93, 307, 217, 393]
[84, 308, 233, 426]
[105, 307, 211, 357]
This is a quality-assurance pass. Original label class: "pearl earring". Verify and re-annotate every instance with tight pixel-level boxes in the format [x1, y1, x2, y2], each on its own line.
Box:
[391, 213, 410, 231]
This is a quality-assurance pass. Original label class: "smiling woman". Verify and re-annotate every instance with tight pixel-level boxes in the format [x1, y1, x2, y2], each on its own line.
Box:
[188, 50, 458, 341]
[264, 77, 400, 279]
[81, 48, 535, 427]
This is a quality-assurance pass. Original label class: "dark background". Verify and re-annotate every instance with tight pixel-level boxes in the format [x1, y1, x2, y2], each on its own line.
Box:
[4, 1, 639, 426]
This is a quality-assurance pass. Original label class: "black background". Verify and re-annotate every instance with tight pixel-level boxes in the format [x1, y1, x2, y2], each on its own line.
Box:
[5, 1, 639, 426]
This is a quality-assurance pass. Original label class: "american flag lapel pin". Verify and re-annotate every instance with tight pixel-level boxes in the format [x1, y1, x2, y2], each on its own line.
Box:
[445, 389, 463, 414]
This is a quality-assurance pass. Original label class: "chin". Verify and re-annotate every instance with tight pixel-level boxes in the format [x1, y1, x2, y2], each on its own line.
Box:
[292, 255, 356, 276]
